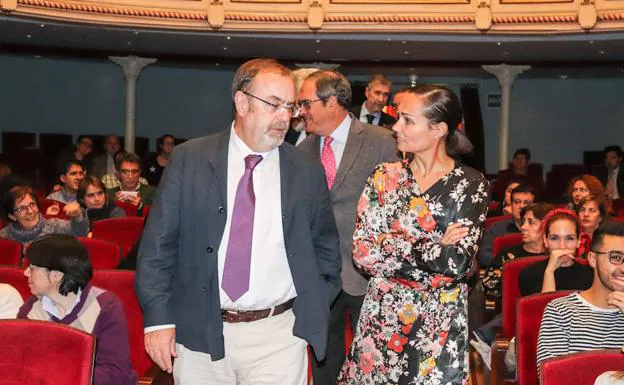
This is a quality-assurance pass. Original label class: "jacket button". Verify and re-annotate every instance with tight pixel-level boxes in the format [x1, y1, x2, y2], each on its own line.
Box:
[201, 286, 208, 293]
[218, 207, 225, 214]
[206, 246, 214, 253]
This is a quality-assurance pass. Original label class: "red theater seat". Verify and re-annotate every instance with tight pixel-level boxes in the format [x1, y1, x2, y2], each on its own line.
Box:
[540, 349, 624, 385]
[485, 215, 512, 230]
[0, 239, 22, 266]
[91, 217, 145, 258]
[0, 266, 30, 300]
[493, 233, 524, 259]
[0, 319, 95, 385]
[78, 237, 121, 269]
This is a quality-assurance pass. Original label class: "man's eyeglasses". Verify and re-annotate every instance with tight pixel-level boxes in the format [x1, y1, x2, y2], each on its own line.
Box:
[14, 201, 37, 214]
[242, 91, 297, 115]
[297, 97, 331, 111]
[120, 169, 140, 176]
[591, 250, 624, 265]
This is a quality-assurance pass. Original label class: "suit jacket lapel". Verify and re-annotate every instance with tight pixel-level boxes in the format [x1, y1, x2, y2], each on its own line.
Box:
[332, 117, 363, 191]
[279, 145, 296, 250]
[207, 130, 230, 208]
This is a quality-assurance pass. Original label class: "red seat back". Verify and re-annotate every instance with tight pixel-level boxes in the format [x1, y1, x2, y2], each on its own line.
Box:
[91, 217, 145, 258]
[485, 215, 512, 230]
[540, 349, 624, 385]
[0, 239, 22, 266]
[39, 198, 68, 220]
[516, 291, 572, 385]
[493, 233, 524, 258]
[0, 319, 95, 385]
[91, 270, 153, 376]
[0, 266, 30, 300]
[115, 200, 139, 217]
[501, 256, 548, 339]
[77, 237, 122, 269]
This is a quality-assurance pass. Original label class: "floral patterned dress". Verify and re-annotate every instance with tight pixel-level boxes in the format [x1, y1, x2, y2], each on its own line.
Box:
[337, 160, 489, 385]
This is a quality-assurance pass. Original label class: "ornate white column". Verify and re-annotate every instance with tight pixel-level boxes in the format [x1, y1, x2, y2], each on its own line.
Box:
[109, 55, 157, 152]
[482, 63, 530, 171]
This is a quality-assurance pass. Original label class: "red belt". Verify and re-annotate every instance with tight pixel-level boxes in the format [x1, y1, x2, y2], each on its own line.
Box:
[221, 298, 295, 323]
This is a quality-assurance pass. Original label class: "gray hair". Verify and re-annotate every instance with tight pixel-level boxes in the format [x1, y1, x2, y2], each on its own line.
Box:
[292, 68, 319, 93]
[231, 58, 292, 99]
[305, 70, 352, 109]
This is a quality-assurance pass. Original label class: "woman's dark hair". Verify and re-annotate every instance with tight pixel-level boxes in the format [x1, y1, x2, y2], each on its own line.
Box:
[521, 202, 555, 221]
[406, 85, 473, 157]
[2, 185, 38, 222]
[27, 234, 93, 296]
[77, 176, 108, 209]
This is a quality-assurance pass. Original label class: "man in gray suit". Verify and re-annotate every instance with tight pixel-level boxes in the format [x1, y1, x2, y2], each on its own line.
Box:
[297, 69, 399, 385]
[136, 58, 341, 385]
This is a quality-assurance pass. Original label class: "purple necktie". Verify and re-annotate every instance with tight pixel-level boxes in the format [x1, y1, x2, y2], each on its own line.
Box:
[222, 154, 263, 302]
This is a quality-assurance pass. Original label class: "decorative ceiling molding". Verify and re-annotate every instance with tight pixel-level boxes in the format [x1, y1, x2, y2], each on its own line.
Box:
[4, 0, 623, 33]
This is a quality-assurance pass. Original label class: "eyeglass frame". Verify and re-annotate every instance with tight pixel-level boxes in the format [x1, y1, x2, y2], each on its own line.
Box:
[591, 249, 624, 265]
[296, 95, 334, 111]
[13, 201, 38, 214]
[241, 91, 298, 115]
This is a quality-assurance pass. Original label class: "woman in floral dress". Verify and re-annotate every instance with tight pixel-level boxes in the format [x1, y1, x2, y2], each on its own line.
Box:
[337, 85, 489, 385]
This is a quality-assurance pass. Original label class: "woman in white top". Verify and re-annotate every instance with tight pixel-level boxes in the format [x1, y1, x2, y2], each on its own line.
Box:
[0, 283, 23, 318]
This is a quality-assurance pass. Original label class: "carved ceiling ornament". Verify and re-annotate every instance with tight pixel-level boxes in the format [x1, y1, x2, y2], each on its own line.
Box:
[578, 0, 597, 29]
[475, 0, 492, 31]
[307, 0, 323, 30]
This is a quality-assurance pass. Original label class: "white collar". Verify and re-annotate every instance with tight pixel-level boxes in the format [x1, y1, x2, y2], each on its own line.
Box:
[41, 288, 82, 319]
[327, 114, 352, 143]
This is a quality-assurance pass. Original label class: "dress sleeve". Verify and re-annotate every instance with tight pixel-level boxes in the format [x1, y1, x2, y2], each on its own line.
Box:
[353, 167, 489, 289]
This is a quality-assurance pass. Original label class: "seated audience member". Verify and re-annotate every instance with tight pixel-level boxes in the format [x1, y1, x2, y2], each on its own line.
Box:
[602, 145, 624, 200]
[519, 209, 594, 296]
[106, 152, 155, 208]
[577, 195, 607, 257]
[91, 134, 121, 178]
[55, 135, 93, 177]
[482, 202, 554, 299]
[143, 134, 175, 186]
[478, 183, 537, 267]
[101, 151, 149, 189]
[0, 284, 23, 318]
[18, 234, 137, 385]
[493, 148, 544, 201]
[537, 220, 624, 376]
[47, 159, 85, 204]
[595, 372, 624, 385]
[0, 186, 88, 245]
[567, 174, 606, 210]
[489, 179, 521, 217]
[77, 176, 126, 226]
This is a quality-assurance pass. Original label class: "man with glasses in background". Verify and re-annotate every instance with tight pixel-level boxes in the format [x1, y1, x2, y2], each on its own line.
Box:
[136, 58, 341, 385]
[297, 69, 398, 385]
[106, 152, 154, 208]
[537, 220, 624, 377]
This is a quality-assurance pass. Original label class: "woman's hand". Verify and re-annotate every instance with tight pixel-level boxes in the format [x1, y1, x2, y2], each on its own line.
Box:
[545, 249, 575, 273]
[440, 222, 469, 246]
[63, 201, 82, 218]
[45, 204, 60, 216]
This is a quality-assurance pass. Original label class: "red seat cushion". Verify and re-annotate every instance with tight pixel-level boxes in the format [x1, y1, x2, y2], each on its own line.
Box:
[516, 291, 572, 385]
[492, 233, 523, 258]
[0, 319, 95, 385]
[77, 237, 122, 269]
[91, 217, 145, 258]
[540, 349, 624, 385]
[91, 270, 153, 376]
[0, 239, 22, 266]
[0, 266, 30, 300]
[501, 256, 547, 339]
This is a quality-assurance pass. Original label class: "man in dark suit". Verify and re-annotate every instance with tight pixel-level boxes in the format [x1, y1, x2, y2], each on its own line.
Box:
[603, 145, 624, 200]
[91, 134, 120, 178]
[297, 69, 399, 385]
[136, 58, 341, 385]
[350, 74, 397, 129]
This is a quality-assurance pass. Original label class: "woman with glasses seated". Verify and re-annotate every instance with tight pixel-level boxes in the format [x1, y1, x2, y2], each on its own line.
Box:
[519, 208, 594, 296]
[77, 176, 125, 226]
[18, 234, 137, 385]
[0, 185, 88, 246]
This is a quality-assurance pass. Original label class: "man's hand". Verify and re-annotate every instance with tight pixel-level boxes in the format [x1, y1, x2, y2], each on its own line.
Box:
[440, 222, 469, 246]
[607, 291, 624, 312]
[126, 194, 142, 207]
[145, 328, 177, 373]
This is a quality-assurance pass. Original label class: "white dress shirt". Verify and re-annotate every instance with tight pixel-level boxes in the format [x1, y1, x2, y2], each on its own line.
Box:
[607, 166, 620, 199]
[358, 103, 380, 125]
[320, 114, 352, 170]
[218, 125, 296, 310]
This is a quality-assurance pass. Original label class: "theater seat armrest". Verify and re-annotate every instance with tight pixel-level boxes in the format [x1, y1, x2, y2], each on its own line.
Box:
[139, 363, 174, 385]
